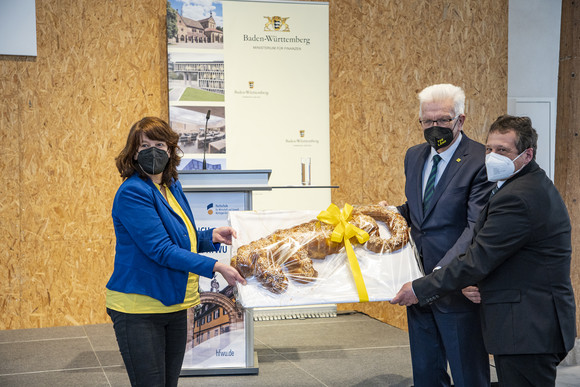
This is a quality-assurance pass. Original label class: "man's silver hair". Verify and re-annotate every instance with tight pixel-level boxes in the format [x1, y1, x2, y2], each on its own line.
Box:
[418, 83, 465, 117]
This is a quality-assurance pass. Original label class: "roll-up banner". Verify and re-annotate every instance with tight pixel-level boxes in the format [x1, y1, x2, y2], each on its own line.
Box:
[167, 0, 329, 372]
[168, 0, 330, 212]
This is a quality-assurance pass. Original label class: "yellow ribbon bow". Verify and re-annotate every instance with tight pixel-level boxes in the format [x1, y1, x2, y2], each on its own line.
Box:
[317, 203, 370, 302]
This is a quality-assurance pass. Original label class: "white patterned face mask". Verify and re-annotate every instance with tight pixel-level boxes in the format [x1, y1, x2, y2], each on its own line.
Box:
[485, 150, 525, 182]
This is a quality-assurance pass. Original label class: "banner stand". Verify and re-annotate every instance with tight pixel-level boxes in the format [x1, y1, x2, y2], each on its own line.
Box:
[179, 169, 271, 377]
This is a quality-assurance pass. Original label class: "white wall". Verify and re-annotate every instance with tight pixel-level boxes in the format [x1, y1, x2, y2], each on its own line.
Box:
[507, 0, 562, 179]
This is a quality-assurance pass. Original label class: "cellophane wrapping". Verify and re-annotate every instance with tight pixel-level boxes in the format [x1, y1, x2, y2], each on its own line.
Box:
[229, 209, 423, 308]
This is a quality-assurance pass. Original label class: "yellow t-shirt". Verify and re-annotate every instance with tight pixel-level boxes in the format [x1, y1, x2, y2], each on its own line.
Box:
[106, 183, 201, 313]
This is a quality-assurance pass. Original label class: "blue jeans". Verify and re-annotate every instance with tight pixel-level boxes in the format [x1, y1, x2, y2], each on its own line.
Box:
[107, 308, 188, 387]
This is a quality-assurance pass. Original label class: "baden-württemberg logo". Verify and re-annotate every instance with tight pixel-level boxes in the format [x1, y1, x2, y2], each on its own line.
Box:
[243, 14, 310, 47]
[264, 16, 290, 32]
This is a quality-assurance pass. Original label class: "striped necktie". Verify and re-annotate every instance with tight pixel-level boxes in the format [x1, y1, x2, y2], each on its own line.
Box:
[423, 154, 442, 213]
[490, 185, 499, 197]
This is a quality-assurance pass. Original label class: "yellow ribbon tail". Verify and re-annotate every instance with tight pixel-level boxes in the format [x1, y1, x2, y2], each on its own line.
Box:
[344, 239, 369, 302]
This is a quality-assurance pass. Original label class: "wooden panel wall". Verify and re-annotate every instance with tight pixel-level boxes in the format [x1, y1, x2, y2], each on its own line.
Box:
[0, 0, 168, 329]
[555, 0, 580, 334]
[329, 0, 508, 328]
[0, 0, 511, 330]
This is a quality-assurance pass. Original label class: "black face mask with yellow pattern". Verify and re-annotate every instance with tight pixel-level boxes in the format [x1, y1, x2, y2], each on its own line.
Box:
[423, 126, 454, 150]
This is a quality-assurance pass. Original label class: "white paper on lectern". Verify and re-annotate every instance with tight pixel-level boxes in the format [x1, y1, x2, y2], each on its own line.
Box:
[229, 210, 423, 308]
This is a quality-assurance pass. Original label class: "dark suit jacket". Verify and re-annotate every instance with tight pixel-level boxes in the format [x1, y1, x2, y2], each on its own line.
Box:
[397, 133, 494, 312]
[413, 160, 576, 355]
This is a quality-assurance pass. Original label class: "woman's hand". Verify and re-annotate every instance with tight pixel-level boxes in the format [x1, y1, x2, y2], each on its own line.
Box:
[214, 262, 247, 286]
[462, 286, 481, 304]
[212, 227, 237, 245]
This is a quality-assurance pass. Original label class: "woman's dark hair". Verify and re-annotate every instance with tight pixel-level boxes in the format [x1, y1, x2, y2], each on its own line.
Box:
[115, 117, 182, 186]
[488, 114, 538, 159]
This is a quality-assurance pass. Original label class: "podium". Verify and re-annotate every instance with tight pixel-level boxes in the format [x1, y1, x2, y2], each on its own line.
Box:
[178, 169, 271, 376]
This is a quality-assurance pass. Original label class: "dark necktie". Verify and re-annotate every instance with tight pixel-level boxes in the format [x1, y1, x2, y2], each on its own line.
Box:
[490, 185, 499, 197]
[423, 154, 442, 213]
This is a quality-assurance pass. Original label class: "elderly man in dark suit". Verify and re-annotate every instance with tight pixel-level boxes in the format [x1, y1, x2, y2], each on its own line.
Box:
[384, 84, 494, 386]
[392, 115, 576, 386]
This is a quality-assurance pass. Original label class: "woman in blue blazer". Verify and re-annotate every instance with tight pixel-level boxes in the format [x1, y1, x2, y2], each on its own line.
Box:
[106, 117, 245, 387]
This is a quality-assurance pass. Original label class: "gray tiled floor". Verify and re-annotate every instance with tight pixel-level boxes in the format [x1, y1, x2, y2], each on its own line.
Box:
[0, 311, 578, 386]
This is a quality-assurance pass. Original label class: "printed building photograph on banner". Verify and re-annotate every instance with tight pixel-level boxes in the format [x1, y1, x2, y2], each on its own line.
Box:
[179, 157, 225, 170]
[183, 285, 247, 369]
[168, 51, 225, 102]
[167, 0, 224, 49]
[170, 105, 226, 160]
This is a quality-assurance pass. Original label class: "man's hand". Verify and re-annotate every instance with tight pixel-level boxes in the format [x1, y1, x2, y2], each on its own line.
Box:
[212, 226, 237, 245]
[390, 282, 418, 306]
[462, 286, 481, 303]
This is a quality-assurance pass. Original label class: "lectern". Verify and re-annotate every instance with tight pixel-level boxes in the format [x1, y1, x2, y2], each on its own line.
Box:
[178, 169, 271, 376]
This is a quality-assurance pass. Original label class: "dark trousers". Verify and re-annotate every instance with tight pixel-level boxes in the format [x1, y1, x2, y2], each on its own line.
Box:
[407, 304, 490, 387]
[107, 308, 188, 387]
[494, 352, 567, 387]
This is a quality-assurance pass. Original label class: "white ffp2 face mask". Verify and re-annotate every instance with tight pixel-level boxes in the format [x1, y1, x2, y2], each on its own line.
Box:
[485, 151, 525, 182]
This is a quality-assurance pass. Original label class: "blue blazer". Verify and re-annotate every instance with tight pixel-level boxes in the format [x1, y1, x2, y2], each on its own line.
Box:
[397, 133, 494, 312]
[106, 173, 218, 306]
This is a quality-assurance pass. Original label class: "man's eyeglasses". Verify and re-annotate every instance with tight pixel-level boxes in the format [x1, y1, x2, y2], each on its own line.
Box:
[419, 115, 460, 128]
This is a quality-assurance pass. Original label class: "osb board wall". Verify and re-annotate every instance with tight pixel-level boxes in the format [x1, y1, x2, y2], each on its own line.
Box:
[556, 0, 580, 334]
[0, 0, 168, 329]
[0, 0, 512, 330]
[328, 0, 509, 329]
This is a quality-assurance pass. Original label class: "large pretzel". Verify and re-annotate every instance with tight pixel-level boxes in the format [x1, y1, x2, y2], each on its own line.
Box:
[230, 205, 409, 294]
